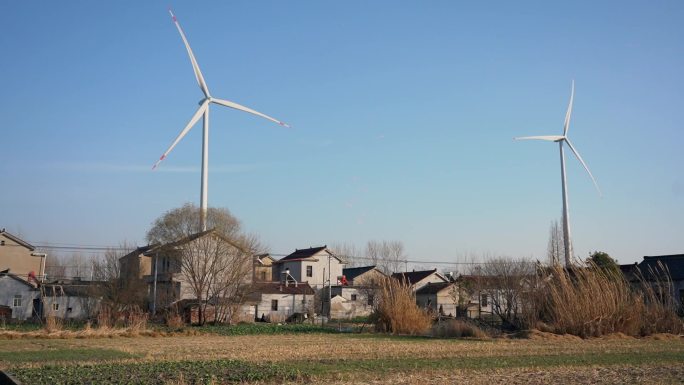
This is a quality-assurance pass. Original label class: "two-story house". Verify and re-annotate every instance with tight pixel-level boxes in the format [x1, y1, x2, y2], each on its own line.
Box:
[271, 246, 345, 289]
[0, 229, 45, 282]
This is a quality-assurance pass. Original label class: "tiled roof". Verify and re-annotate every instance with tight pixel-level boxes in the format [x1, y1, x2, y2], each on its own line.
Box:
[277, 246, 328, 262]
[0, 229, 35, 251]
[415, 282, 454, 295]
[342, 266, 377, 282]
[638, 254, 684, 281]
[391, 269, 440, 285]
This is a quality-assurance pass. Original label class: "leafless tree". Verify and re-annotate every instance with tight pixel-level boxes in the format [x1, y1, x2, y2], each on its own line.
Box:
[477, 257, 535, 329]
[547, 219, 565, 266]
[365, 240, 407, 274]
[92, 243, 147, 312]
[330, 242, 360, 267]
[147, 203, 260, 325]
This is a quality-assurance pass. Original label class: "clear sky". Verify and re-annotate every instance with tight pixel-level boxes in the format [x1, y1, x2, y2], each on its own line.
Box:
[1, 1, 682, 265]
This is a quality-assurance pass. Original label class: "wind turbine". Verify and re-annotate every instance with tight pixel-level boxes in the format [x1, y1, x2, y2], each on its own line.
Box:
[153, 10, 289, 231]
[515, 81, 601, 267]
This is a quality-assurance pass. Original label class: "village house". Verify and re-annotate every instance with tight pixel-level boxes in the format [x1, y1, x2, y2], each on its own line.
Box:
[40, 278, 101, 320]
[0, 271, 38, 321]
[328, 266, 385, 319]
[634, 254, 684, 310]
[391, 269, 448, 291]
[415, 281, 458, 316]
[0, 229, 46, 282]
[250, 281, 315, 322]
[271, 246, 345, 289]
[118, 229, 252, 318]
[253, 254, 275, 282]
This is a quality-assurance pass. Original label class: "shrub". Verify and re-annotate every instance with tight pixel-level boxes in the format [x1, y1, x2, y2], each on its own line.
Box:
[372, 277, 431, 335]
[432, 319, 488, 338]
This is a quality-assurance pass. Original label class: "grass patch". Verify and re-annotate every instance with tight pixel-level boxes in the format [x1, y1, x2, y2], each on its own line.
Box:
[196, 323, 335, 336]
[9, 359, 299, 385]
[0, 348, 136, 364]
[278, 350, 684, 379]
[8, 349, 683, 384]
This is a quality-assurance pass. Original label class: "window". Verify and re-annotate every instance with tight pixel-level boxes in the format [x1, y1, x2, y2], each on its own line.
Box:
[52, 303, 59, 311]
[306, 266, 313, 277]
[481, 294, 488, 307]
[367, 294, 374, 306]
[12, 295, 21, 307]
[351, 294, 357, 301]
[271, 299, 278, 311]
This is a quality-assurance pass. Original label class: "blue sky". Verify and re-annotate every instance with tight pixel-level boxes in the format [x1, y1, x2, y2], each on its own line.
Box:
[1, 1, 682, 265]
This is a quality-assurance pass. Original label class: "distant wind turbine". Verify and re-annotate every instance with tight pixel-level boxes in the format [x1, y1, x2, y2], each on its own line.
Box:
[153, 10, 289, 231]
[515, 81, 601, 267]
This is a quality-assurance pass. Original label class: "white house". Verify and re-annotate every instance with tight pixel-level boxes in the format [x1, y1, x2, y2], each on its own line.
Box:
[328, 266, 386, 319]
[272, 246, 345, 289]
[415, 282, 458, 316]
[0, 272, 38, 320]
[251, 281, 315, 322]
[391, 269, 448, 291]
[41, 279, 100, 320]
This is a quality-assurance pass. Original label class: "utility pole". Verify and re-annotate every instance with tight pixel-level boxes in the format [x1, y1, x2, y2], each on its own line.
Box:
[152, 256, 158, 315]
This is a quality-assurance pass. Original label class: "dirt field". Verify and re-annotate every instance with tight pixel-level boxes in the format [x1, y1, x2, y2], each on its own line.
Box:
[1, 332, 682, 384]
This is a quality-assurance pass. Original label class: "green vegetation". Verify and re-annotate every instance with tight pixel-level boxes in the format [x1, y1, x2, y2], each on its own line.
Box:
[10, 359, 299, 385]
[9, 349, 683, 384]
[0, 348, 135, 363]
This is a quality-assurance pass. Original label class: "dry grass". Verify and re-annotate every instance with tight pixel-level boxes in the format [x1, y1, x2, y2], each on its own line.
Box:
[43, 313, 63, 333]
[432, 319, 488, 339]
[373, 277, 432, 335]
[528, 262, 683, 337]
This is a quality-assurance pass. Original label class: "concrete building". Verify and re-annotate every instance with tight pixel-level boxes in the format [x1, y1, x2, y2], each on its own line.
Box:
[271, 246, 345, 289]
[0, 229, 45, 281]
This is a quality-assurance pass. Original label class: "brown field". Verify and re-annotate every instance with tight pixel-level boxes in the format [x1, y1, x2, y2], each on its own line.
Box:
[1, 333, 683, 384]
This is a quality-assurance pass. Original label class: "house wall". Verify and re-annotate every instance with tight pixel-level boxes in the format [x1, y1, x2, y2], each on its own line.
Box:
[329, 287, 375, 318]
[413, 274, 447, 291]
[119, 251, 151, 280]
[42, 296, 99, 320]
[350, 269, 385, 286]
[416, 291, 458, 316]
[0, 276, 37, 320]
[0, 235, 41, 279]
[255, 293, 313, 321]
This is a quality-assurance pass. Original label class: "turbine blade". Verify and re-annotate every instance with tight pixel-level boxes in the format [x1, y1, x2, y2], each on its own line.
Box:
[563, 80, 574, 136]
[153, 101, 209, 170]
[169, 10, 210, 97]
[564, 138, 602, 197]
[514, 135, 565, 141]
[211, 98, 290, 127]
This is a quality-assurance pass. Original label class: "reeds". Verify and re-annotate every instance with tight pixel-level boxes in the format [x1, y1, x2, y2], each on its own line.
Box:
[528, 261, 682, 337]
[373, 277, 432, 335]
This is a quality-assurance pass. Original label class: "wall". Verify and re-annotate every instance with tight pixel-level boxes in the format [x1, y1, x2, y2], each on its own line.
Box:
[0, 235, 41, 280]
[255, 293, 312, 321]
[0, 276, 37, 320]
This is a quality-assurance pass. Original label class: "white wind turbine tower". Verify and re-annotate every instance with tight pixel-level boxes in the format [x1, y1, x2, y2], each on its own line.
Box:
[153, 10, 289, 231]
[515, 81, 601, 267]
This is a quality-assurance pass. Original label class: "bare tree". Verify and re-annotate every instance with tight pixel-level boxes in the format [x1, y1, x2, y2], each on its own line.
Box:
[330, 242, 360, 267]
[92, 243, 147, 312]
[478, 258, 535, 329]
[365, 240, 407, 274]
[147, 204, 260, 325]
[547, 220, 565, 266]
